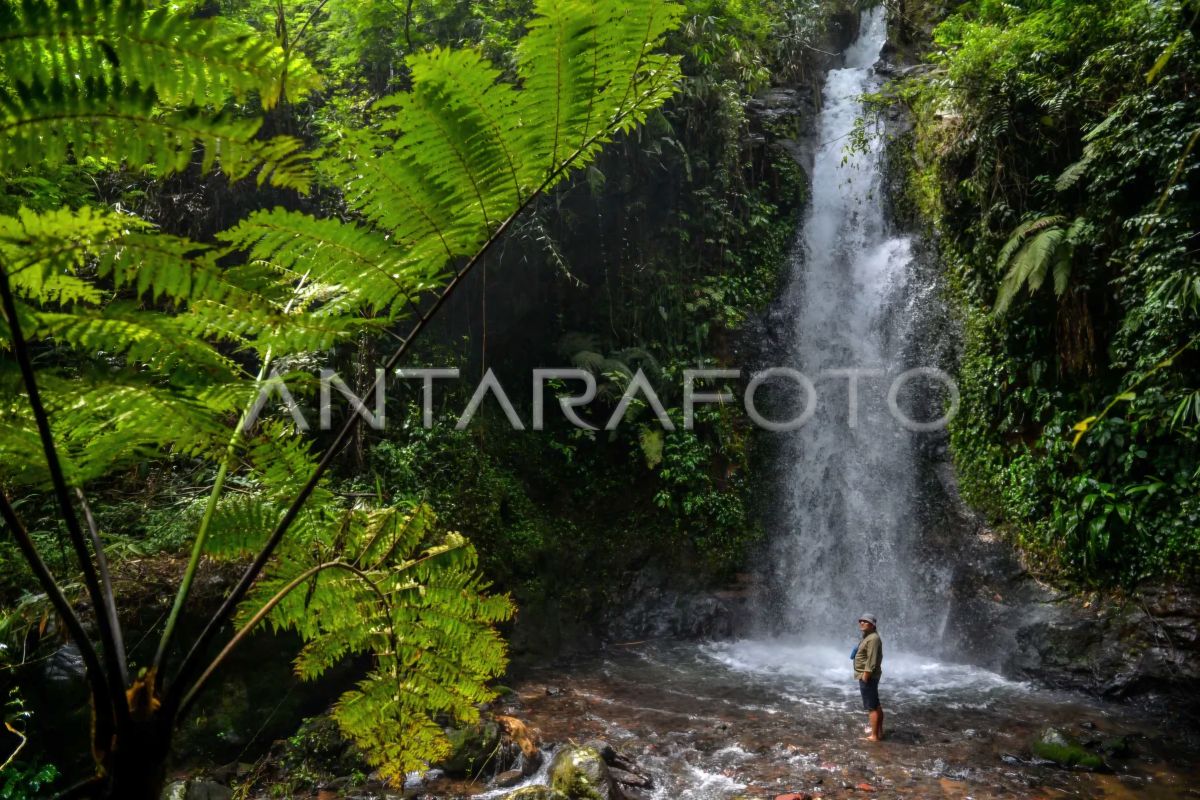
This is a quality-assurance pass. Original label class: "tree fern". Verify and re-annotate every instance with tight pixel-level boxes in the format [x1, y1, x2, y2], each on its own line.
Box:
[993, 215, 1089, 316]
[0, 0, 319, 186]
[0, 0, 683, 794]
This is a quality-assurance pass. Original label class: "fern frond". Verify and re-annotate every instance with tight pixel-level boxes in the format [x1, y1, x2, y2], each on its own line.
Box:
[203, 495, 285, 559]
[0, 1, 319, 107]
[1, 374, 234, 485]
[994, 214, 1065, 271]
[0, 77, 310, 187]
[35, 304, 240, 377]
[994, 226, 1067, 315]
[218, 208, 437, 317]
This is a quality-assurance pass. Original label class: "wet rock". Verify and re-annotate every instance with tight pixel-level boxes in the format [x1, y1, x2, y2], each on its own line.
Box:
[187, 781, 232, 800]
[1030, 727, 1105, 770]
[505, 787, 570, 800]
[582, 739, 616, 763]
[609, 768, 652, 790]
[498, 714, 543, 775]
[496, 769, 525, 787]
[549, 745, 615, 800]
[519, 747, 545, 776]
[925, 459, 1200, 712]
[604, 578, 744, 641]
[159, 782, 231, 800]
[1100, 736, 1132, 758]
[438, 721, 501, 777]
[615, 788, 653, 800]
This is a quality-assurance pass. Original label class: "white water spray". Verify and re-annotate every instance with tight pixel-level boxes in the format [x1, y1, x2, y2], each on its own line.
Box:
[766, 6, 945, 650]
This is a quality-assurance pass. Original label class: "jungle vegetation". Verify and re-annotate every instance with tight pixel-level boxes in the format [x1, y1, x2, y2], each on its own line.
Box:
[0, 0, 687, 795]
[899, 0, 1200, 584]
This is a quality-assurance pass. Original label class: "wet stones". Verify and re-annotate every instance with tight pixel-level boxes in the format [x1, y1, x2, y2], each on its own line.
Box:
[543, 741, 654, 800]
[437, 720, 502, 777]
[549, 746, 614, 800]
[1030, 727, 1106, 770]
[505, 788, 570, 800]
[158, 780, 232, 800]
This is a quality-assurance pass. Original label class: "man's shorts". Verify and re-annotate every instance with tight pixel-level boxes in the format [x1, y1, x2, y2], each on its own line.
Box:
[859, 676, 881, 710]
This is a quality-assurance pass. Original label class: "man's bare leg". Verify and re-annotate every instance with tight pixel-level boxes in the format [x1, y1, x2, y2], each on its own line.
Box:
[867, 707, 884, 741]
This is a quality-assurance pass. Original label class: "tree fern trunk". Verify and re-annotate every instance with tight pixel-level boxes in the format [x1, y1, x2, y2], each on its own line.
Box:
[102, 716, 172, 800]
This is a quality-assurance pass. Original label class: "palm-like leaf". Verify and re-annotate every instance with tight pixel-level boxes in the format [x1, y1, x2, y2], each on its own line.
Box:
[993, 215, 1088, 315]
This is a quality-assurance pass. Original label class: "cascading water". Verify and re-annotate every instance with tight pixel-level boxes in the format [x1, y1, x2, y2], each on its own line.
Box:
[765, 5, 945, 648]
[475, 10, 1200, 799]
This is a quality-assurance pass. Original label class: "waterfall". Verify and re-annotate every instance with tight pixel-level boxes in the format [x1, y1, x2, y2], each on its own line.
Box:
[765, 6, 946, 650]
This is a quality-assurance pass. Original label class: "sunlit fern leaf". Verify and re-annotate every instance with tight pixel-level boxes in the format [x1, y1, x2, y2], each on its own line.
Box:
[0, 0, 318, 185]
[218, 208, 437, 318]
[0, 375, 233, 485]
[0, 76, 311, 188]
[0, 0, 319, 109]
[325, 0, 683, 287]
[34, 305, 240, 378]
[223, 500, 513, 785]
[202, 495, 285, 559]
[0, 206, 244, 307]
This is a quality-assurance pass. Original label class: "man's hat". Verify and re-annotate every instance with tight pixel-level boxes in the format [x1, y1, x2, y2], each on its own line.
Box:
[858, 613, 877, 625]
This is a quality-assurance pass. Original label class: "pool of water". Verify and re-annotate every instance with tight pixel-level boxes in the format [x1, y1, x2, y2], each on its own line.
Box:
[473, 639, 1200, 799]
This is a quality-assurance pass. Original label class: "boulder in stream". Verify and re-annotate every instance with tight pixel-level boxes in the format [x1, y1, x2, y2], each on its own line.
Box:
[1030, 727, 1106, 770]
[438, 720, 502, 777]
[549, 745, 616, 800]
[504, 788, 570, 800]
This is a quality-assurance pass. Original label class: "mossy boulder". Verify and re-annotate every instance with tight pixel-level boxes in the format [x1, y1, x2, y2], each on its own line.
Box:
[1031, 728, 1105, 770]
[549, 746, 614, 800]
[439, 721, 502, 777]
[277, 715, 369, 785]
[504, 788, 570, 800]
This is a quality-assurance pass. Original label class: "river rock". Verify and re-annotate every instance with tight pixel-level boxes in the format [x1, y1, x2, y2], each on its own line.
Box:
[1030, 727, 1105, 770]
[549, 745, 615, 800]
[496, 769, 525, 788]
[159, 781, 232, 800]
[438, 721, 501, 777]
[609, 767, 652, 790]
[505, 788, 570, 800]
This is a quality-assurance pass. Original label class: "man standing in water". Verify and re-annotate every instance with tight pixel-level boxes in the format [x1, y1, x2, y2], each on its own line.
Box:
[854, 614, 884, 741]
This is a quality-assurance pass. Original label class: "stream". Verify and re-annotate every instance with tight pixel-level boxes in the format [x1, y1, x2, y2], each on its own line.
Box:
[481, 640, 1200, 799]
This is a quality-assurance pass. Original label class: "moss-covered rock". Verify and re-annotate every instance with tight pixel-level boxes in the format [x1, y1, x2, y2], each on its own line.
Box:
[439, 721, 502, 777]
[549, 746, 614, 800]
[505, 787, 570, 800]
[1030, 728, 1105, 770]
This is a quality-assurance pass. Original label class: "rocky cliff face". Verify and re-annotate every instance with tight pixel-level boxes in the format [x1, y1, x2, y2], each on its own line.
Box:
[919, 449, 1200, 716]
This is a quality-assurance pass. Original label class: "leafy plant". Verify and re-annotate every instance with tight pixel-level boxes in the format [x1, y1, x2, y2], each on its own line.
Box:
[0, 0, 684, 795]
[992, 215, 1089, 316]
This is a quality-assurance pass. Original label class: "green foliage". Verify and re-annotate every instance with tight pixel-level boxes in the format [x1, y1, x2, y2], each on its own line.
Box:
[0, 0, 686, 788]
[205, 478, 515, 783]
[0, 0, 317, 187]
[993, 215, 1089, 315]
[906, 0, 1200, 583]
[0, 687, 58, 800]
